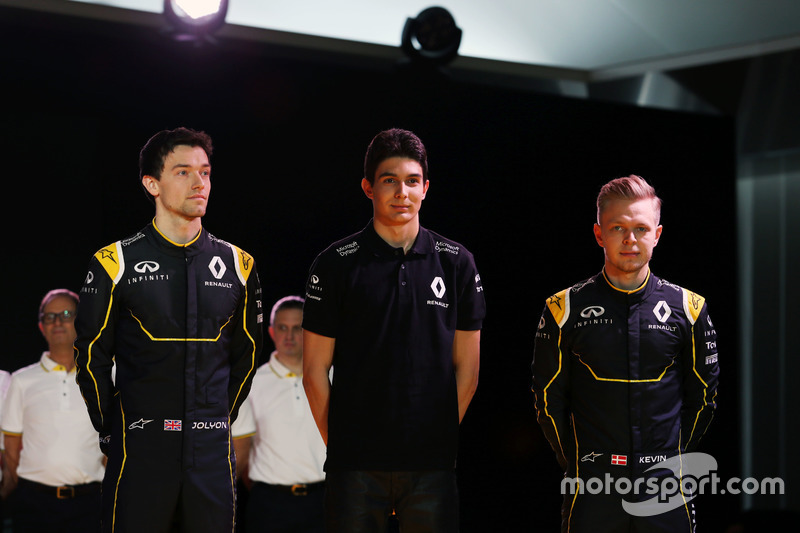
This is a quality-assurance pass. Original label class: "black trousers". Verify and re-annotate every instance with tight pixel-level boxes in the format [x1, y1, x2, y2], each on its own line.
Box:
[245, 482, 325, 533]
[324, 470, 458, 533]
[11, 478, 101, 533]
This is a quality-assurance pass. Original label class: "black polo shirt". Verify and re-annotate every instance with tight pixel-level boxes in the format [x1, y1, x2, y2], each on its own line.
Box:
[303, 221, 485, 471]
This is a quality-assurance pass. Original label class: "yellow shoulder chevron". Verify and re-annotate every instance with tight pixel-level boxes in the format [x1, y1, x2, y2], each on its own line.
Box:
[231, 245, 254, 286]
[94, 241, 124, 285]
[682, 288, 705, 325]
[546, 288, 570, 328]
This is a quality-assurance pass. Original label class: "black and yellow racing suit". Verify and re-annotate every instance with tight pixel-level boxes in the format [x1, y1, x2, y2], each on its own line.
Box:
[74, 222, 263, 533]
[532, 270, 719, 533]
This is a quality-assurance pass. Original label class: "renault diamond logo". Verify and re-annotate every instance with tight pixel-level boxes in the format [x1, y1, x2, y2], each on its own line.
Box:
[209, 256, 227, 279]
[653, 300, 672, 323]
[431, 276, 446, 298]
[134, 261, 160, 273]
[580, 306, 605, 318]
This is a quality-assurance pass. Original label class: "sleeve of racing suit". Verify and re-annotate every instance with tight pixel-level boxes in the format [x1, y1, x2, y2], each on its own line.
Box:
[74, 249, 120, 446]
[531, 292, 571, 471]
[227, 259, 264, 425]
[680, 290, 720, 452]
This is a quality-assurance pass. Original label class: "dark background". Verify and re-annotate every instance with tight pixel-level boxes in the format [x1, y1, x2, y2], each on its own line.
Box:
[1, 7, 739, 531]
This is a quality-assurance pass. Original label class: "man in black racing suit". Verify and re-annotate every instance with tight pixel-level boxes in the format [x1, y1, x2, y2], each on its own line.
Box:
[532, 175, 719, 533]
[74, 127, 263, 533]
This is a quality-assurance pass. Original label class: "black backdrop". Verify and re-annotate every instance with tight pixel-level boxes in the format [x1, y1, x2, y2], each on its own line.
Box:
[2, 6, 739, 532]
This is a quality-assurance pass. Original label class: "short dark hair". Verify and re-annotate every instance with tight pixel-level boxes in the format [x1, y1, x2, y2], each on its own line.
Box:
[363, 128, 428, 185]
[139, 127, 213, 199]
[269, 295, 304, 326]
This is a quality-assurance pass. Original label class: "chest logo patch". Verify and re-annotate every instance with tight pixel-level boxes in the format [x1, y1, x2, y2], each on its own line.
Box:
[653, 300, 672, 323]
[134, 261, 160, 273]
[580, 306, 605, 318]
[209, 256, 227, 279]
[430, 276, 446, 298]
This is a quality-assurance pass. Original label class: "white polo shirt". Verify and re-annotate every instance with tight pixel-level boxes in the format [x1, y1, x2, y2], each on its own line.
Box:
[2, 352, 105, 486]
[232, 354, 326, 485]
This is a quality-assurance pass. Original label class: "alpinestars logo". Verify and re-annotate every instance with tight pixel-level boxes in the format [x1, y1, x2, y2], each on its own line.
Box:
[128, 418, 153, 430]
[689, 291, 702, 310]
[99, 248, 117, 263]
[239, 250, 252, 270]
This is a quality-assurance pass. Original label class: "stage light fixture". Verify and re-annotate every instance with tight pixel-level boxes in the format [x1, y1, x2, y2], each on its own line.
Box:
[401, 7, 462, 66]
[163, 0, 228, 41]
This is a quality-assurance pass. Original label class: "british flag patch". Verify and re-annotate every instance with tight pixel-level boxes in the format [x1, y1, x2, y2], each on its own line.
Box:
[164, 419, 182, 431]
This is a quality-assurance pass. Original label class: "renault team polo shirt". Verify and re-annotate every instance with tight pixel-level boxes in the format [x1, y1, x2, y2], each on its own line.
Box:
[304, 222, 485, 471]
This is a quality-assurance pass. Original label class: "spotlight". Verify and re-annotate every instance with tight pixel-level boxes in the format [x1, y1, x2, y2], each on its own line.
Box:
[401, 7, 462, 66]
[164, 0, 229, 42]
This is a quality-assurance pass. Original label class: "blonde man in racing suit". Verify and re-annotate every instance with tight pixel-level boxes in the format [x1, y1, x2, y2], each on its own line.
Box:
[532, 175, 719, 533]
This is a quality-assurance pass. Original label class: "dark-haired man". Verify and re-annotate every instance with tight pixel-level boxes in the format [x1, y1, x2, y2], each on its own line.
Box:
[532, 175, 720, 532]
[75, 127, 264, 532]
[303, 128, 486, 533]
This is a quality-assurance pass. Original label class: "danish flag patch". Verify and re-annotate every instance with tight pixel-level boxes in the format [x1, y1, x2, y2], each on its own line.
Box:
[611, 454, 627, 465]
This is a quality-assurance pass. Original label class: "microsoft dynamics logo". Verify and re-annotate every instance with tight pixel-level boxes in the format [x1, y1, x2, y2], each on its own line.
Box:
[562, 453, 784, 517]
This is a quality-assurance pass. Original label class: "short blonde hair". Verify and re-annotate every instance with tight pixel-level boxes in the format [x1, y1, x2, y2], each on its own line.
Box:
[596, 175, 661, 224]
